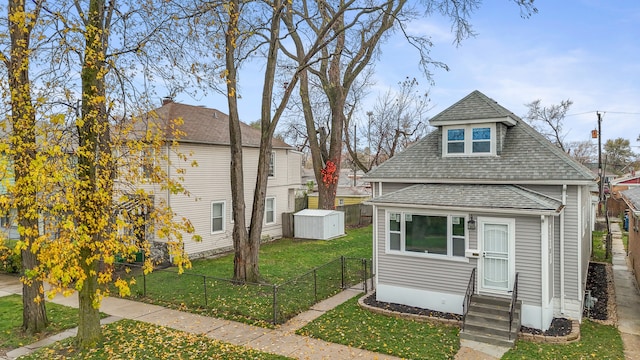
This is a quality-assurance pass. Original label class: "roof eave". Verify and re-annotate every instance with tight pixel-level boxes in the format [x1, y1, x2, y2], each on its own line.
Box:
[430, 116, 517, 127]
[366, 201, 562, 216]
[362, 178, 596, 186]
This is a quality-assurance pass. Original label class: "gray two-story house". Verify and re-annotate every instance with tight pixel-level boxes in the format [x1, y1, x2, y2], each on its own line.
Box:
[365, 90, 596, 333]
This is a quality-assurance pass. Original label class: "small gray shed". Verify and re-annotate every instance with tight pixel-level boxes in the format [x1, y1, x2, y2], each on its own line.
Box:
[294, 209, 345, 240]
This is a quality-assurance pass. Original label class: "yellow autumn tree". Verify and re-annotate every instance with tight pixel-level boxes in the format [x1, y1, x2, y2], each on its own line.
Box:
[0, 0, 196, 349]
[0, 0, 49, 335]
[39, 0, 195, 349]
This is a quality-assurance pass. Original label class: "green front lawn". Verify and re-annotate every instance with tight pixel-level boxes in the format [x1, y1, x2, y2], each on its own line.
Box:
[0, 294, 80, 351]
[21, 319, 291, 360]
[297, 296, 460, 360]
[185, 225, 372, 282]
[504, 320, 624, 359]
[298, 294, 625, 360]
[121, 225, 373, 326]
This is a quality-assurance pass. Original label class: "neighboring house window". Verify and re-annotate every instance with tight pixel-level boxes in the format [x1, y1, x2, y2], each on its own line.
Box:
[338, 198, 344, 206]
[268, 151, 275, 177]
[211, 201, 225, 233]
[387, 211, 466, 257]
[0, 212, 9, 228]
[140, 148, 155, 179]
[265, 197, 275, 224]
[443, 124, 495, 156]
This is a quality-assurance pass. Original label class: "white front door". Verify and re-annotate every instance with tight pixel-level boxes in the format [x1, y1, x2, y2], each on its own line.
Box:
[478, 218, 515, 294]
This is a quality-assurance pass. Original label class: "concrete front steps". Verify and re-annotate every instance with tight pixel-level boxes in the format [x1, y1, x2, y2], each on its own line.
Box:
[460, 294, 521, 348]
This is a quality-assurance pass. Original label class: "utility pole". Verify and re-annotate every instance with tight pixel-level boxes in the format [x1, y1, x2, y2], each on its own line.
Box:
[597, 112, 603, 208]
[366, 111, 373, 167]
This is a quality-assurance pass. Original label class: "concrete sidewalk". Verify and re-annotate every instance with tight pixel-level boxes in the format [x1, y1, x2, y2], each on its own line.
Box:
[0, 276, 400, 360]
[610, 220, 640, 360]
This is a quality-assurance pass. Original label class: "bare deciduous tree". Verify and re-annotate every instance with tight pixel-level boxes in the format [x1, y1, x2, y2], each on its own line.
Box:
[567, 140, 596, 166]
[345, 77, 432, 172]
[523, 99, 573, 152]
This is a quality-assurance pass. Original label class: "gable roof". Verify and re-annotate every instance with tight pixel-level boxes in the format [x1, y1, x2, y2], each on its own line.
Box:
[369, 184, 563, 215]
[365, 91, 595, 184]
[429, 90, 517, 126]
[144, 101, 292, 149]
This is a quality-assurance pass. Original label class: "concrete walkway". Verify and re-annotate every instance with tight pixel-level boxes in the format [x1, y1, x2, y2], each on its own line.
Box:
[611, 220, 640, 360]
[0, 276, 400, 360]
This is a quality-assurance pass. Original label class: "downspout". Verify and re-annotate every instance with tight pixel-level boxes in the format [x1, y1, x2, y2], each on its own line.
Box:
[561, 184, 567, 314]
[541, 215, 549, 328]
[372, 204, 378, 291]
[166, 143, 171, 208]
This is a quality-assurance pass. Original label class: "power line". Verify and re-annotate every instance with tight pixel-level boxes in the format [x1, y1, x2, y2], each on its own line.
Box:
[566, 110, 640, 117]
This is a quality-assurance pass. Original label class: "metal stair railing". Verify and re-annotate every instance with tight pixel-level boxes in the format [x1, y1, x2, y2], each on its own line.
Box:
[462, 267, 476, 330]
[509, 272, 519, 340]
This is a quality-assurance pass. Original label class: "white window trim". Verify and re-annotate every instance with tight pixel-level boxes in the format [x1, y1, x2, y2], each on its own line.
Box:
[211, 201, 226, 234]
[268, 151, 275, 178]
[385, 210, 469, 262]
[265, 197, 276, 225]
[442, 123, 496, 157]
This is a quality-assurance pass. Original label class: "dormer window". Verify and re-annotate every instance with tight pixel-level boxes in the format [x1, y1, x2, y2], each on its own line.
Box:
[443, 123, 496, 156]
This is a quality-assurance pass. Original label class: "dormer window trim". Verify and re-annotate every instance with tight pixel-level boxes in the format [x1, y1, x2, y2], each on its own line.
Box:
[442, 123, 497, 157]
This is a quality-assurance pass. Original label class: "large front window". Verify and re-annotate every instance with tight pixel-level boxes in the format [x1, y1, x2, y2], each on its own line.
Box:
[387, 211, 466, 257]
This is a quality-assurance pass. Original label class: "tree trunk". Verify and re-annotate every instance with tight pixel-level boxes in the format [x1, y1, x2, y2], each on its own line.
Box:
[21, 247, 48, 335]
[6, 0, 48, 335]
[75, 0, 110, 348]
[225, 0, 259, 283]
[76, 249, 101, 347]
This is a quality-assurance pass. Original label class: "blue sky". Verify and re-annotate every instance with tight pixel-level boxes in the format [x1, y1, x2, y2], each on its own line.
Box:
[185, 1, 640, 147]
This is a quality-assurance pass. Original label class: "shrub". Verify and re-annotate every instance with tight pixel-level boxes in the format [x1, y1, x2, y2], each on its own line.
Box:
[0, 243, 21, 273]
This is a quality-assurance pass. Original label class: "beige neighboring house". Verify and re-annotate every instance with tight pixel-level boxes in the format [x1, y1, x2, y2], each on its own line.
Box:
[131, 99, 302, 259]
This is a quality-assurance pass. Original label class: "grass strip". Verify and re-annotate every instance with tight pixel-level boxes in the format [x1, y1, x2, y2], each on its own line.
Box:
[297, 295, 460, 360]
[0, 294, 81, 351]
[504, 320, 624, 359]
[20, 319, 291, 360]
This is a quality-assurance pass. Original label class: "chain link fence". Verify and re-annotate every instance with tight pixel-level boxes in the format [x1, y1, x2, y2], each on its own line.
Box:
[116, 256, 373, 325]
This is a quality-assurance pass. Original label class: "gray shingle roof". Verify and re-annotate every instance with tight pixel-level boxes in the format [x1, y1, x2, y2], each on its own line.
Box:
[369, 184, 562, 213]
[622, 187, 640, 210]
[429, 90, 516, 124]
[365, 91, 595, 184]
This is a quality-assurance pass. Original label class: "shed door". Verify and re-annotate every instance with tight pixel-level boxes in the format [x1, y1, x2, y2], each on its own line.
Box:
[479, 218, 515, 294]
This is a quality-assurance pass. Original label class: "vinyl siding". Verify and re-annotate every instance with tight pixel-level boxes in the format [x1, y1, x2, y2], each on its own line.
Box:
[376, 207, 476, 297]
[146, 143, 300, 256]
[522, 184, 585, 302]
[579, 185, 591, 295]
[376, 208, 543, 305]
[563, 186, 580, 300]
[514, 215, 543, 304]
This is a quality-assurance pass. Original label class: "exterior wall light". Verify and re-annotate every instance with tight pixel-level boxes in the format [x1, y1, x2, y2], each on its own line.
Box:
[467, 215, 476, 230]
